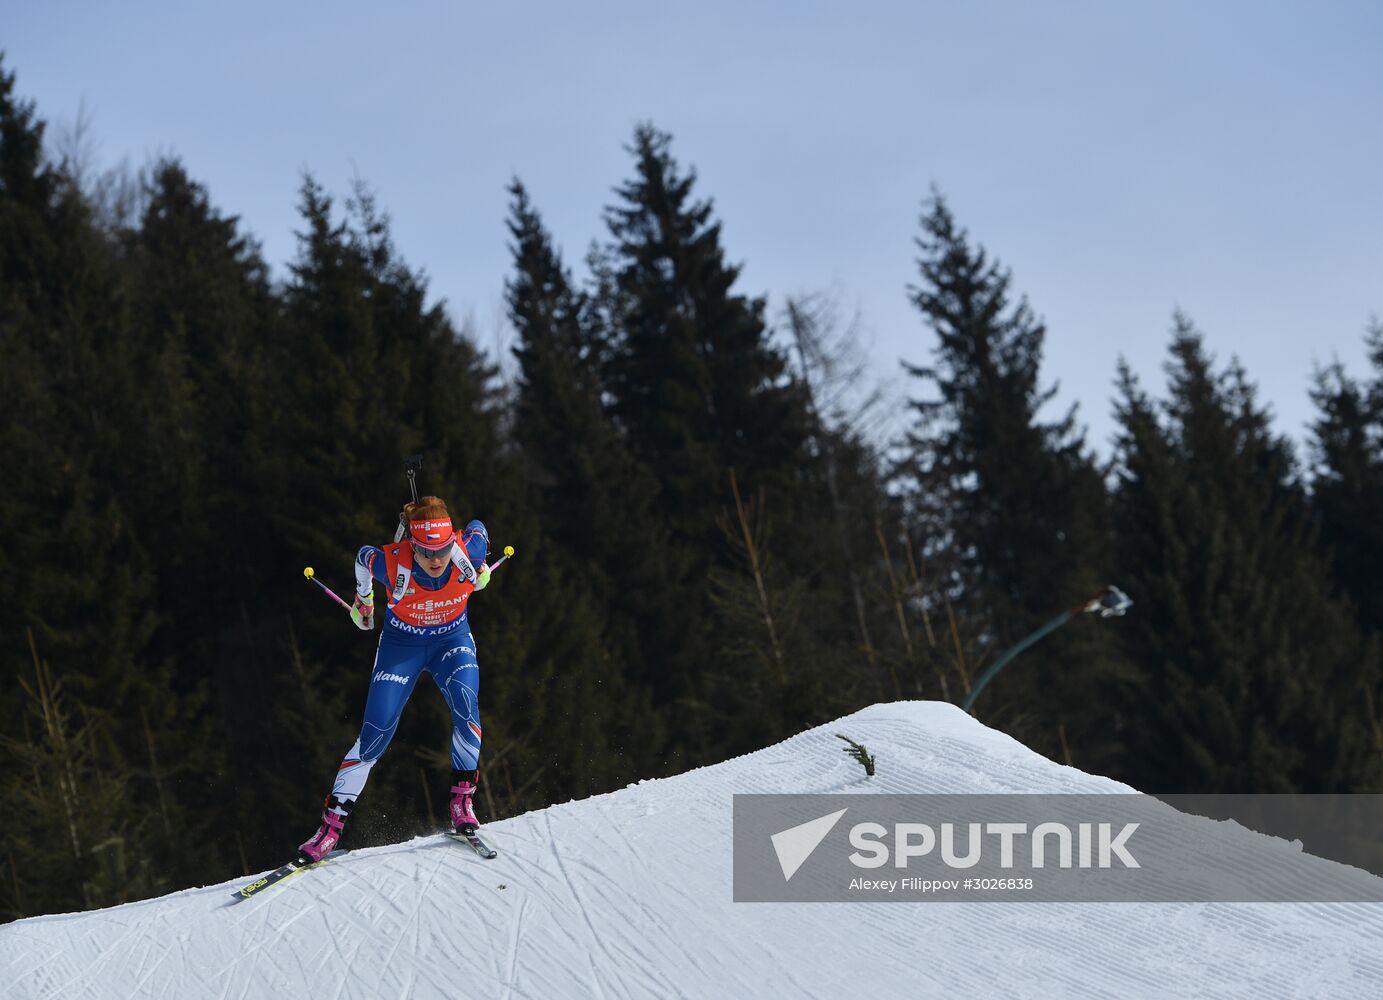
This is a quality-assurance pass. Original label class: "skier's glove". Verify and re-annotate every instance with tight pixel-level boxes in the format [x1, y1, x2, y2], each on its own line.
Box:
[474, 565, 491, 591]
[351, 590, 375, 630]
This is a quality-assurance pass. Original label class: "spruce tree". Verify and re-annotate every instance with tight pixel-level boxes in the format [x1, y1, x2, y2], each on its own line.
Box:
[601, 125, 810, 549]
[0, 58, 208, 910]
[1, 631, 167, 917]
[507, 179, 665, 608]
[1112, 317, 1382, 792]
[898, 193, 1112, 763]
[596, 125, 818, 759]
[119, 159, 280, 881]
[1309, 321, 1383, 640]
[505, 179, 668, 773]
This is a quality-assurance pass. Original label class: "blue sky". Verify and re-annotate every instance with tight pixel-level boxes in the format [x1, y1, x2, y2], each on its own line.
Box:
[8, 1, 1381, 455]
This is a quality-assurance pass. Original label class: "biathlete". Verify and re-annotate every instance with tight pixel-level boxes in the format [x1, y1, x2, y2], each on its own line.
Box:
[298, 495, 492, 862]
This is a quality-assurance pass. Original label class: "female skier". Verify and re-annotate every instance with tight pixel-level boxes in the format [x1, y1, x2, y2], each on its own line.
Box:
[298, 495, 491, 862]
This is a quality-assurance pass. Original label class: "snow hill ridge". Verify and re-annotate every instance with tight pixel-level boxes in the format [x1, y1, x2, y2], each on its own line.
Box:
[3, 701, 1382, 999]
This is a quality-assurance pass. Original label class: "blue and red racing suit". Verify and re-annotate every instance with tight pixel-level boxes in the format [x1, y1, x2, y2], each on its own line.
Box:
[329, 520, 489, 805]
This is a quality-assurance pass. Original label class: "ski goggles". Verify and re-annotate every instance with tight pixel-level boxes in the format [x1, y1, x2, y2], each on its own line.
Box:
[409, 519, 456, 558]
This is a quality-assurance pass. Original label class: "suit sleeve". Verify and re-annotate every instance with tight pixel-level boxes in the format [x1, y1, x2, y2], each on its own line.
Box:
[356, 545, 388, 595]
[461, 520, 489, 569]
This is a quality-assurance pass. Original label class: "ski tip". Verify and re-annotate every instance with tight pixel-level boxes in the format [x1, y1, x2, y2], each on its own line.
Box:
[230, 877, 269, 902]
[229, 854, 329, 902]
[444, 829, 498, 859]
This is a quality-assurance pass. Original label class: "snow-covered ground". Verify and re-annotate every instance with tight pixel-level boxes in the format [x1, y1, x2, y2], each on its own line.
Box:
[3, 701, 1381, 999]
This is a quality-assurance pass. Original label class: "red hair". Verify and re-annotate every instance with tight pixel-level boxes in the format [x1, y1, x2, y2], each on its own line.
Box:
[403, 495, 449, 524]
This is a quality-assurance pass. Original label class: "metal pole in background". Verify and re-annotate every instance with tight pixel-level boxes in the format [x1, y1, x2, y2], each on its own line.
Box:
[960, 586, 1131, 714]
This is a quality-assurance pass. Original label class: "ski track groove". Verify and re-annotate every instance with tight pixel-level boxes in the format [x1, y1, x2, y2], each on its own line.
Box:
[130, 934, 156, 990]
[0, 940, 52, 995]
[575, 816, 687, 998]
[127, 929, 176, 999]
[317, 894, 356, 987]
[325, 898, 364, 1000]
[399, 851, 437, 1000]
[499, 848, 599, 995]
[372, 847, 447, 997]
[542, 809, 619, 1000]
[39, 913, 143, 997]
[393, 849, 466, 1000]
[173, 923, 196, 1000]
[499, 891, 530, 1000]
[319, 852, 451, 997]
[227, 875, 329, 997]
[233, 904, 275, 1000]
[612, 839, 721, 988]
[554, 860, 682, 998]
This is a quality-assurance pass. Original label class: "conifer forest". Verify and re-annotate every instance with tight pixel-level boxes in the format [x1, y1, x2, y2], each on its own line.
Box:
[3, 56, 1381, 920]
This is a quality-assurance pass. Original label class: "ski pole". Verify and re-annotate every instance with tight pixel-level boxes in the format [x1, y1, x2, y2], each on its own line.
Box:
[487, 545, 516, 573]
[303, 566, 352, 611]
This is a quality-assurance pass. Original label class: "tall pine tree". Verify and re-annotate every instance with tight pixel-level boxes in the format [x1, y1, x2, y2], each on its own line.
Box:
[0, 59, 210, 912]
[1112, 317, 1382, 792]
[601, 125, 811, 550]
[506, 179, 667, 776]
[596, 125, 815, 759]
[1309, 321, 1383, 641]
[898, 193, 1113, 764]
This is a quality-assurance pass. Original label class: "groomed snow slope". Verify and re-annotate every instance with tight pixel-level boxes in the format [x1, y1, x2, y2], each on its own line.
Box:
[4, 701, 1382, 999]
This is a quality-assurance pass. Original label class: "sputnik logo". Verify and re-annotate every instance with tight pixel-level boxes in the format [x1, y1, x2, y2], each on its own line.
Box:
[771, 808, 848, 882]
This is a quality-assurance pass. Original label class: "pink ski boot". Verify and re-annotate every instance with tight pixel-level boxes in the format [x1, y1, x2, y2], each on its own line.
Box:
[449, 771, 480, 833]
[298, 797, 351, 862]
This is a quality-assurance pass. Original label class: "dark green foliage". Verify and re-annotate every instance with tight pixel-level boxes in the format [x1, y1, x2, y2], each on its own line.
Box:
[2, 633, 170, 913]
[0, 60, 226, 909]
[506, 134, 898, 772]
[1111, 318, 1382, 792]
[506, 179, 666, 659]
[117, 160, 278, 876]
[505, 180, 667, 777]
[898, 193, 1117, 768]
[594, 127, 854, 762]
[1, 51, 1378, 922]
[602, 125, 811, 551]
[1310, 321, 1383, 640]
[836, 734, 876, 777]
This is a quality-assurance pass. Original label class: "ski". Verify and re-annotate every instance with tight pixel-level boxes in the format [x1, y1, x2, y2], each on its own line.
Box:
[446, 828, 497, 859]
[229, 854, 331, 903]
